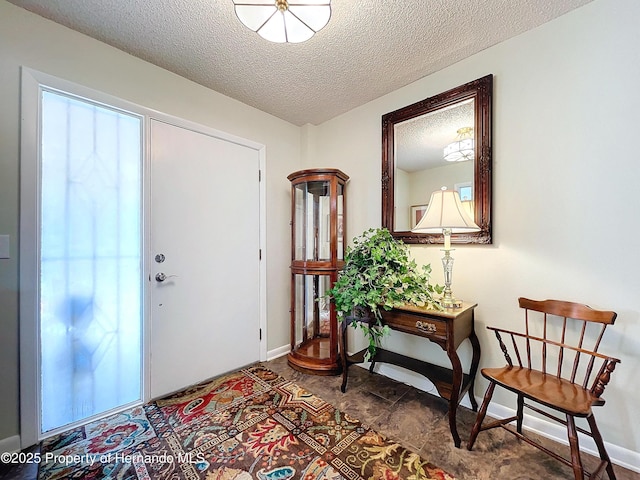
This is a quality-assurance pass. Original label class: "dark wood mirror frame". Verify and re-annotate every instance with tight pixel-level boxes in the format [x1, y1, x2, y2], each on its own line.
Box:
[382, 74, 493, 244]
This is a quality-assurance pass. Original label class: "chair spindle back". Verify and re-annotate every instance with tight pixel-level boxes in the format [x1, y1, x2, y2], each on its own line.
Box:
[491, 298, 618, 398]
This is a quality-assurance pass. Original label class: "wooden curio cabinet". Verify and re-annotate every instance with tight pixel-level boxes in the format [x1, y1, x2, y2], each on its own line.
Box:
[287, 168, 349, 375]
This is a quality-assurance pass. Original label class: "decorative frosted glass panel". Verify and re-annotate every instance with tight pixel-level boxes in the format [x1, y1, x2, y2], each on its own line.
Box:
[40, 90, 142, 433]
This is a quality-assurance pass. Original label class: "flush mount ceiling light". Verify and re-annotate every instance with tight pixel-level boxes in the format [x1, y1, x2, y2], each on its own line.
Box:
[443, 127, 474, 162]
[233, 0, 331, 44]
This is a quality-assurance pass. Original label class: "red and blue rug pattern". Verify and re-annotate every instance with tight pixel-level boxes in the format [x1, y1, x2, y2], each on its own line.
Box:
[38, 365, 455, 479]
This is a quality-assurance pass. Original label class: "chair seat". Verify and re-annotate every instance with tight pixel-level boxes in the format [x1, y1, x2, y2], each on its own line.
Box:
[481, 366, 605, 417]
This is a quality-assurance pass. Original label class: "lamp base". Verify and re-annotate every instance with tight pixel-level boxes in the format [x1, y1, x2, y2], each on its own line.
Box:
[440, 296, 463, 309]
[440, 249, 462, 308]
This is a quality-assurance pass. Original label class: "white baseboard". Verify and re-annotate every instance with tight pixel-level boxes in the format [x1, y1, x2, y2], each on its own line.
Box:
[359, 362, 640, 474]
[0, 435, 21, 454]
[267, 344, 290, 361]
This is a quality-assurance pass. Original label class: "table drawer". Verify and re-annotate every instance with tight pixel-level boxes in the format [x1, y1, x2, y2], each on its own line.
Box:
[381, 309, 447, 341]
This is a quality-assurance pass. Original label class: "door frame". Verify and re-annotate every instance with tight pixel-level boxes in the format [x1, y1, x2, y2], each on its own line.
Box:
[19, 68, 267, 448]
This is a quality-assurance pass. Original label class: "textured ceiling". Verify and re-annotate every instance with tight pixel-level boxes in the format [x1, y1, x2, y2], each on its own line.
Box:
[396, 99, 475, 172]
[8, 0, 593, 126]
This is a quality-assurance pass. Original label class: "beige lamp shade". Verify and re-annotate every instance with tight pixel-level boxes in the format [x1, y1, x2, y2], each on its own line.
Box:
[412, 188, 480, 234]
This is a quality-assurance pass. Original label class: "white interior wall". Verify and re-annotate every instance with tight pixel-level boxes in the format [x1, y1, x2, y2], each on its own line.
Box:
[0, 0, 298, 447]
[307, 0, 640, 463]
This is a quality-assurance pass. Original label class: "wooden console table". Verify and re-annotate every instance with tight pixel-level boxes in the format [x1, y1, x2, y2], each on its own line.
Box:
[339, 302, 480, 448]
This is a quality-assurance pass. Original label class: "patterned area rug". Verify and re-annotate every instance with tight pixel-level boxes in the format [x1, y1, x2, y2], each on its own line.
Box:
[38, 365, 455, 479]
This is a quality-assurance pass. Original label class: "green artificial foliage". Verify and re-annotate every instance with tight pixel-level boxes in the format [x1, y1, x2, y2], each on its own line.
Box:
[327, 228, 443, 360]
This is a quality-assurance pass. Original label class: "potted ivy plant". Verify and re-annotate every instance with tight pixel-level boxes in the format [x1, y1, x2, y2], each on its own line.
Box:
[326, 227, 443, 360]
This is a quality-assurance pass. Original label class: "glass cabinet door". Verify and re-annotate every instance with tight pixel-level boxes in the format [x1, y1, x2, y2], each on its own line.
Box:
[293, 181, 331, 262]
[293, 273, 332, 357]
[337, 183, 344, 260]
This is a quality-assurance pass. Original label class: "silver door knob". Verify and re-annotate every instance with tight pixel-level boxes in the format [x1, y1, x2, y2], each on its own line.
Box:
[155, 272, 167, 282]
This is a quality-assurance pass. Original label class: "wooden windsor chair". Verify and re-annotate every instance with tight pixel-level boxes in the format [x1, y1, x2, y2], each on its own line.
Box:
[467, 297, 620, 480]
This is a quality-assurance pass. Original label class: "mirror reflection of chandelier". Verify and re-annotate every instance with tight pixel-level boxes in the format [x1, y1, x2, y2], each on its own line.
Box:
[232, 0, 332, 44]
[443, 127, 474, 162]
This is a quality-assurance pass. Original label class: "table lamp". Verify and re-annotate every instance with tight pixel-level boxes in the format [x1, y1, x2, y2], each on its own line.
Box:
[412, 187, 479, 308]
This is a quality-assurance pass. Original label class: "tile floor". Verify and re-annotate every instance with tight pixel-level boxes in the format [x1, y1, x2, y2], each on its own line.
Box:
[1, 356, 638, 480]
[266, 355, 639, 480]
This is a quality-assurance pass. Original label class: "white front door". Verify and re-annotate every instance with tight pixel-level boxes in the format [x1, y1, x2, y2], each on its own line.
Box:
[149, 119, 262, 399]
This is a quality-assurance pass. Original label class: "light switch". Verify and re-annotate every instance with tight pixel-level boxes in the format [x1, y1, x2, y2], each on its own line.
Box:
[0, 235, 10, 259]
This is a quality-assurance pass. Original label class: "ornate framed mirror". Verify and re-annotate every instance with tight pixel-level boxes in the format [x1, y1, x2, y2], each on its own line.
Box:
[382, 74, 493, 244]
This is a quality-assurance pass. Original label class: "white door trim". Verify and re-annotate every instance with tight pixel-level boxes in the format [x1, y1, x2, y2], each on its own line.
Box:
[19, 67, 42, 449]
[19, 67, 267, 448]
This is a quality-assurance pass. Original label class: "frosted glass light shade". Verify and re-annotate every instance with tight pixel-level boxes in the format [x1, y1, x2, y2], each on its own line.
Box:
[233, 1, 331, 43]
[444, 138, 474, 162]
[443, 126, 474, 162]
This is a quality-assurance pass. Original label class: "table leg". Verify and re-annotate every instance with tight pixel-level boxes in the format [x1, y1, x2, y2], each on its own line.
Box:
[339, 321, 349, 393]
[468, 329, 481, 412]
[447, 349, 463, 448]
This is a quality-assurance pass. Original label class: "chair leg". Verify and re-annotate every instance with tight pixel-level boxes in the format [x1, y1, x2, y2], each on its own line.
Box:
[516, 394, 524, 434]
[467, 381, 496, 450]
[587, 414, 617, 480]
[566, 415, 585, 480]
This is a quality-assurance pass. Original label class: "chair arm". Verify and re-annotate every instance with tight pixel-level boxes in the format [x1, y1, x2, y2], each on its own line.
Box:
[486, 326, 620, 364]
[486, 326, 620, 395]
